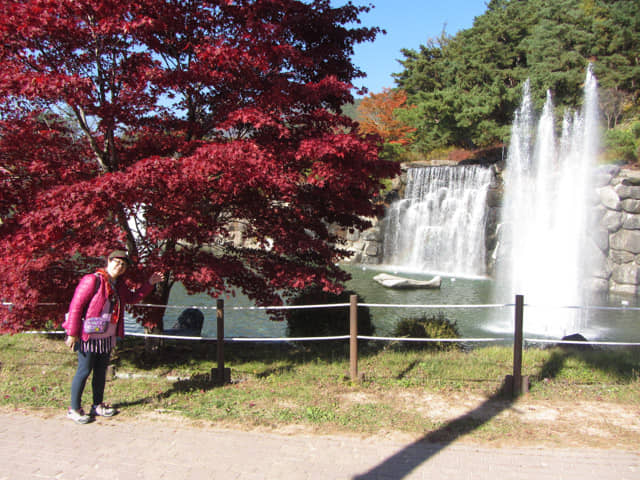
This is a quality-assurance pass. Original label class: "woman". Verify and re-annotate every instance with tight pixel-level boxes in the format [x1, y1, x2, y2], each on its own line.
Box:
[63, 250, 164, 424]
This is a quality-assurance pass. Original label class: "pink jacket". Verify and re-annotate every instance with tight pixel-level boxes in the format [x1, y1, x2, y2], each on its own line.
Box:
[63, 272, 154, 341]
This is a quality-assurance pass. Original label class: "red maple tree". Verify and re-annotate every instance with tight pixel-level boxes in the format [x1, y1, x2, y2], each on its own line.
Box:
[357, 88, 415, 145]
[0, 0, 398, 333]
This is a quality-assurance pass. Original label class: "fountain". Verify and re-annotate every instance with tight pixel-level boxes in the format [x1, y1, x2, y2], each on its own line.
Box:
[376, 67, 603, 338]
[493, 66, 600, 337]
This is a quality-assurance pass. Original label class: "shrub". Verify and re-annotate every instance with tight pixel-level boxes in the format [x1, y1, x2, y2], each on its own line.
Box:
[286, 288, 374, 338]
[604, 127, 638, 164]
[391, 313, 461, 351]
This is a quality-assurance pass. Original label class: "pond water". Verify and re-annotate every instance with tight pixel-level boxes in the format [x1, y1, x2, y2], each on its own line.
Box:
[126, 264, 640, 343]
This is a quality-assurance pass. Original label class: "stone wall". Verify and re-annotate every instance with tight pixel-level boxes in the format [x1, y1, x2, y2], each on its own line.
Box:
[592, 166, 640, 295]
[333, 218, 384, 265]
[337, 167, 407, 266]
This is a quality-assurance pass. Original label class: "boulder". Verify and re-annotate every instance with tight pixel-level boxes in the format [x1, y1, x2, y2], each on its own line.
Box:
[172, 308, 204, 333]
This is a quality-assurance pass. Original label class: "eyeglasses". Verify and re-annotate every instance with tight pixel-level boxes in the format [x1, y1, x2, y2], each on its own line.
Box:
[110, 258, 128, 268]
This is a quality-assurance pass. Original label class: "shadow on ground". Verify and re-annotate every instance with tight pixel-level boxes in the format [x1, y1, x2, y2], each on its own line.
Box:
[352, 344, 639, 480]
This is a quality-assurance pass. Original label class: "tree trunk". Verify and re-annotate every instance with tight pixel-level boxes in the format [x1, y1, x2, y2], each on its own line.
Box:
[143, 280, 171, 355]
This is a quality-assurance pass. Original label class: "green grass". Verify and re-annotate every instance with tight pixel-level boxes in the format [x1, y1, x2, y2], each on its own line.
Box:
[1, 334, 640, 443]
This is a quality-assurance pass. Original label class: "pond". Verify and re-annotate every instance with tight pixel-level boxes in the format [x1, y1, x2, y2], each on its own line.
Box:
[126, 264, 640, 343]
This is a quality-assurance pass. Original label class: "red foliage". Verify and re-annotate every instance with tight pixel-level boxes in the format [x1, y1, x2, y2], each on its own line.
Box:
[357, 88, 416, 145]
[0, 0, 399, 332]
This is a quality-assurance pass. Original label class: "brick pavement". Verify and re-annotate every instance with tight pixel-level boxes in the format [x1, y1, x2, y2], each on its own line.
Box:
[0, 410, 638, 480]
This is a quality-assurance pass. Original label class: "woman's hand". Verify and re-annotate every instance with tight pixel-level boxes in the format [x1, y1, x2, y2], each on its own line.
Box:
[149, 272, 165, 285]
[65, 336, 77, 351]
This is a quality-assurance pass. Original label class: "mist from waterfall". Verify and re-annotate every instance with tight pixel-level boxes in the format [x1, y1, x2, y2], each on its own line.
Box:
[381, 165, 493, 278]
[493, 67, 600, 336]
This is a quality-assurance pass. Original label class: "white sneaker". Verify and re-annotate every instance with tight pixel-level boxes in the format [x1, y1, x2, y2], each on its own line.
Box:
[91, 403, 116, 417]
[67, 408, 90, 424]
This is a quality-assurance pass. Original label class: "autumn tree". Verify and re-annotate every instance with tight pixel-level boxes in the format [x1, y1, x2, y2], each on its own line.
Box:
[357, 88, 415, 146]
[0, 0, 398, 333]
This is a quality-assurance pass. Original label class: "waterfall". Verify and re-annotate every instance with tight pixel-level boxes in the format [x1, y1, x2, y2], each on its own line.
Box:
[381, 165, 493, 278]
[493, 66, 599, 336]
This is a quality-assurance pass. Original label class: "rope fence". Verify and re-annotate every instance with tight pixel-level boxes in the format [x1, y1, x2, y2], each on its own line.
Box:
[23, 332, 640, 347]
[121, 300, 640, 346]
[10, 294, 640, 395]
[16, 297, 640, 347]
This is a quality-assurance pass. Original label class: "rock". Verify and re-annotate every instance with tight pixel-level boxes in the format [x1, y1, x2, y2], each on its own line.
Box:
[390, 175, 403, 191]
[601, 210, 623, 232]
[173, 308, 204, 333]
[373, 273, 441, 289]
[486, 188, 502, 208]
[615, 184, 640, 200]
[610, 282, 638, 296]
[590, 228, 609, 252]
[364, 242, 379, 257]
[594, 171, 615, 187]
[622, 213, 640, 230]
[597, 164, 621, 178]
[361, 228, 381, 242]
[611, 230, 640, 254]
[611, 263, 640, 285]
[622, 199, 640, 214]
[560, 333, 592, 351]
[610, 249, 635, 264]
[598, 186, 621, 211]
[620, 170, 640, 186]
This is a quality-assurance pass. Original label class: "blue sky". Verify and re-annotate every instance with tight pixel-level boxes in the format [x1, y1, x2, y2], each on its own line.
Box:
[342, 1, 489, 95]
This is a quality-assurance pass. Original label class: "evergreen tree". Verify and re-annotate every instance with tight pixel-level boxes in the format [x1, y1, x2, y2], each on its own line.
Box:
[396, 0, 640, 152]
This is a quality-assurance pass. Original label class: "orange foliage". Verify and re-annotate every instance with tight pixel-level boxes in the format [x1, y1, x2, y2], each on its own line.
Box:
[357, 88, 415, 145]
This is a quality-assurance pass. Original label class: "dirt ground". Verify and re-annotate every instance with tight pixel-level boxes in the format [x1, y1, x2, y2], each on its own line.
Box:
[7, 392, 640, 450]
[386, 391, 640, 449]
[145, 392, 640, 450]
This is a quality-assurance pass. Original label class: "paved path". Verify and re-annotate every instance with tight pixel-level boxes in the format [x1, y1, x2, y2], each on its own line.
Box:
[0, 411, 638, 480]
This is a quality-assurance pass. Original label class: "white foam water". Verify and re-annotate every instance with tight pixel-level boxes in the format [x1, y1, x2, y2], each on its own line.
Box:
[381, 164, 493, 278]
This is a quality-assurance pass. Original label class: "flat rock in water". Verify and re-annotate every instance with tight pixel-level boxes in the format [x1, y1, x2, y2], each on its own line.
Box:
[373, 273, 441, 289]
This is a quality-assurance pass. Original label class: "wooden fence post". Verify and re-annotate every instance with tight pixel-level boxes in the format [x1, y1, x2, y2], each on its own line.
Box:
[508, 294, 528, 396]
[213, 298, 230, 384]
[349, 294, 359, 381]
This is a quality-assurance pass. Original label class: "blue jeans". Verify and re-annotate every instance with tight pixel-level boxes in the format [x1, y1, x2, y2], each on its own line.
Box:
[70, 348, 111, 411]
